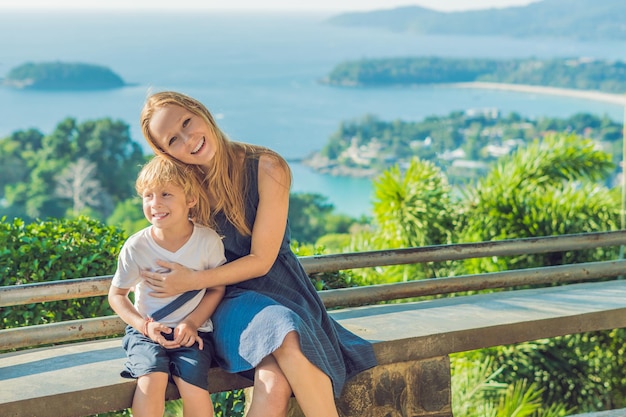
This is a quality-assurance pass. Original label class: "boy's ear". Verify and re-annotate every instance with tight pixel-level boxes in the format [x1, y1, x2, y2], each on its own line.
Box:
[187, 197, 198, 208]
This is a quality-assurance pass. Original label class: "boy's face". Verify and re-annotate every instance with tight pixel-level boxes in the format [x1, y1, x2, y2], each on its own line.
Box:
[141, 183, 196, 229]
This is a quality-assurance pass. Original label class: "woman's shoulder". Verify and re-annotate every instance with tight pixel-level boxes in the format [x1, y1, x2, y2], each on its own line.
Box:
[257, 152, 284, 169]
[256, 152, 291, 187]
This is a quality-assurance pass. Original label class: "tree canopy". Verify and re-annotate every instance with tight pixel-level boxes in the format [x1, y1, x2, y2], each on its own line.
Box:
[1, 117, 146, 221]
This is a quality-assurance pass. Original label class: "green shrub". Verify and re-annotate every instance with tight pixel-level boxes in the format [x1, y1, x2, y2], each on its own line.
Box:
[485, 330, 626, 412]
[0, 216, 126, 329]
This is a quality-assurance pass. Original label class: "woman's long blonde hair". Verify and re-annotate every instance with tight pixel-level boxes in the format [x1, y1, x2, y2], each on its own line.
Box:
[140, 90, 290, 236]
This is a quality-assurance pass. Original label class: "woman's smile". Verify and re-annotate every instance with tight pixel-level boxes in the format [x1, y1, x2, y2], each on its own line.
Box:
[191, 137, 205, 154]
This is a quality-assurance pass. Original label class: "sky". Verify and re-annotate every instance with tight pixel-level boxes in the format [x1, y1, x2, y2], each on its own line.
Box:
[0, 0, 540, 12]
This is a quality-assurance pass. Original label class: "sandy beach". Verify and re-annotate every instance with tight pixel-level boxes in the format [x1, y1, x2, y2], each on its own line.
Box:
[449, 82, 626, 106]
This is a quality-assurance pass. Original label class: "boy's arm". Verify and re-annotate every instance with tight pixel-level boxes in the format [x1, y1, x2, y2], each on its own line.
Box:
[108, 284, 171, 343]
[108, 285, 144, 331]
[173, 286, 226, 348]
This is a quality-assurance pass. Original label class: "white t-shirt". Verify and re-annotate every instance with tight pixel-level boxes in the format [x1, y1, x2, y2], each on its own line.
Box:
[111, 224, 226, 332]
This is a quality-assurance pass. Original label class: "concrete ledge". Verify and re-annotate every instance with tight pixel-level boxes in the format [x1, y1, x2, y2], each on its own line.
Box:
[335, 279, 626, 363]
[566, 410, 626, 417]
[0, 339, 252, 417]
[2, 280, 626, 417]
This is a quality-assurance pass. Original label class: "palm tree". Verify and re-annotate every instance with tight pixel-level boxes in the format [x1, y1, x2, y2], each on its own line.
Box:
[451, 355, 571, 417]
[455, 132, 625, 412]
[353, 157, 456, 283]
[372, 157, 455, 248]
[459, 132, 620, 273]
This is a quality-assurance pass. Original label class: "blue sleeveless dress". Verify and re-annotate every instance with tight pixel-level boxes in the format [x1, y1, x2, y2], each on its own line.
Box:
[210, 157, 377, 398]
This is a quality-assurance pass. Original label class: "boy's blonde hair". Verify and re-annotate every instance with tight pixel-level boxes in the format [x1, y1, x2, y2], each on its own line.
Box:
[135, 156, 211, 226]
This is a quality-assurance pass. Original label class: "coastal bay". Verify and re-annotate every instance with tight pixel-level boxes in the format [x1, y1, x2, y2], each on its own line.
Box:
[301, 81, 626, 186]
[2, 12, 625, 217]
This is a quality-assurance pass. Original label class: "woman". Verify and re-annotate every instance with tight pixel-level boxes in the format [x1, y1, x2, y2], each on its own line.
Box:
[139, 91, 377, 417]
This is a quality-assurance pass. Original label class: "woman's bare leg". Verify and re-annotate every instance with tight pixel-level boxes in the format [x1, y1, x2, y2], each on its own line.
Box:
[246, 355, 292, 417]
[272, 331, 339, 417]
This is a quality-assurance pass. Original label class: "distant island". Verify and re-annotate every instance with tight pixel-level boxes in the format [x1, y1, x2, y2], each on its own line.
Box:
[322, 56, 626, 96]
[1, 62, 127, 90]
[327, 0, 626, 41]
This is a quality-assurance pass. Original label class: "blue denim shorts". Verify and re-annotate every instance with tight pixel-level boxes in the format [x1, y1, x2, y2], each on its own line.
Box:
[121, 325, 214, 390]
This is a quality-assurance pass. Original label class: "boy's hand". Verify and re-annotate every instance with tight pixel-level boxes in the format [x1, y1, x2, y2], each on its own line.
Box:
[173, 321, 204, 350]
[144, 320, 175, 347]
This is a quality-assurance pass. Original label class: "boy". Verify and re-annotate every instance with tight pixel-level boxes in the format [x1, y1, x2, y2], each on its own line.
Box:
[108, 156, 225, 417]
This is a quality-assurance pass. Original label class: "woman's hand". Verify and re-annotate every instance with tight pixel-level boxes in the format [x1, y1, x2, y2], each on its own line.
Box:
[141, 260, 197, 297]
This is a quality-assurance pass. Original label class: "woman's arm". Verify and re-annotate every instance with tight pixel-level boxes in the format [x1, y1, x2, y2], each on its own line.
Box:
[173, 286, 226, 349]
[181, 286, 226, 329]
[143, 154, 291, 296]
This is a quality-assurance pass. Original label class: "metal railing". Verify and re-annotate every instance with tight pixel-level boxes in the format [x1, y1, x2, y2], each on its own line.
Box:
[2, 230, 626, 351]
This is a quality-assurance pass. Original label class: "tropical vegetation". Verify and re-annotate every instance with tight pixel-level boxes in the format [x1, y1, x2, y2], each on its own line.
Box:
[0, 117, 145, 222]
[2, 111, 625, 414]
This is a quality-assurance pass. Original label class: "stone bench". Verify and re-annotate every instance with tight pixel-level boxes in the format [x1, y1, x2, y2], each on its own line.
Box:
[566, 411, 626, 417]
[3, 279, 626, 417]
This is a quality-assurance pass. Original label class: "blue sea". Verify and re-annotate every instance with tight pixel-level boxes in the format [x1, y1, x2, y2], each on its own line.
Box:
[1, 11, 624, 216]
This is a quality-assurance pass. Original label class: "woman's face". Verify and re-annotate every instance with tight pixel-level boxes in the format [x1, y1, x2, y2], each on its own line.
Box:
[148, 104, 217, 168]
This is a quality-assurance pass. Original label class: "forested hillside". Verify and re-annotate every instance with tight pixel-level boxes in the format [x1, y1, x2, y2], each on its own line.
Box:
[323, 57, 626, 94]
[304, 111, 623, 186]
[328, 0, 626, 40]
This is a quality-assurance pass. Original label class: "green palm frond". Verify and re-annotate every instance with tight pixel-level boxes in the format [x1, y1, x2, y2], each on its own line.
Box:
[452, 356, 507, 417]
[372, 157, 455, 248]
[459, 132, 619, 273]
[494, 379, 543, 417]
